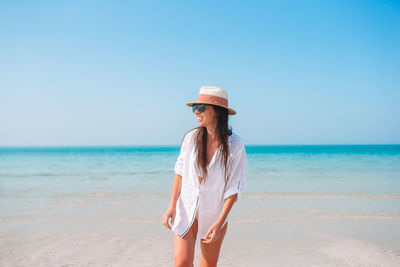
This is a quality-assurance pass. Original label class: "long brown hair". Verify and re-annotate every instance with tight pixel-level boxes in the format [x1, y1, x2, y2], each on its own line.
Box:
[195, 104, 232, 181]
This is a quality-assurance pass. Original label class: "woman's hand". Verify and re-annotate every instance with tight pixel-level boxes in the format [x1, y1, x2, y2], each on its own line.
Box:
[162, 207, 176, 230]
[202, 222, 223, 244]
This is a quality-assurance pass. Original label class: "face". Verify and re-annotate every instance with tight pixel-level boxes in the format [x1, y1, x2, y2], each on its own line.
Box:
[193, 104, 217, 128]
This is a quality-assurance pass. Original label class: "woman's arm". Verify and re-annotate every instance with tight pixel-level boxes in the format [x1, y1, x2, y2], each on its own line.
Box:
[168, 174, 182, 209]
[216, 193, 237, 226]
[162, 174, 182, 229]
[202, 193, 238, 243]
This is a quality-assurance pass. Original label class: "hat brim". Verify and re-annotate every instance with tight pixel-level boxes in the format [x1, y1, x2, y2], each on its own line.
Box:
[186, 102, 236, 115]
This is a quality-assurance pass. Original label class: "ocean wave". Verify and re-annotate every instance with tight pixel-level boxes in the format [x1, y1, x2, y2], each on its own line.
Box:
[243, 192, 400, 200]
[231, 214, 400, 223]
[0, 173, 80, 178]
[0, 170, 172, 178]
[47, 192, 400, 200]
[51, 192, 168, 199]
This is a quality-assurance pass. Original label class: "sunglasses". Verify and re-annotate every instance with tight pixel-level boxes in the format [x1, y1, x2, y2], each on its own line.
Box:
[192, 104, 205, 113]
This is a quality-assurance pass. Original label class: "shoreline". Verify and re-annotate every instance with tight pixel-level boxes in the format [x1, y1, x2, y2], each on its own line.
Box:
[1, 195, 400, 266]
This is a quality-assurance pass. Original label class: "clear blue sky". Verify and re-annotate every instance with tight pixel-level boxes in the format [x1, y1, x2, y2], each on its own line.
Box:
[0, 0, 399, 146]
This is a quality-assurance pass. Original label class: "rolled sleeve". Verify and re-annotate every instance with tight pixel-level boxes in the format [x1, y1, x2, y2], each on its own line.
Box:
[223, 142, 248, 202]
[174, 130, 193, 176]
[174, 143, 185, 176]
[174, 152, 184, 176]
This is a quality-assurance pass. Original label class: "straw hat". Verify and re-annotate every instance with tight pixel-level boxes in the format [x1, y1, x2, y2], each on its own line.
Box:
[186, 86, 236, 115]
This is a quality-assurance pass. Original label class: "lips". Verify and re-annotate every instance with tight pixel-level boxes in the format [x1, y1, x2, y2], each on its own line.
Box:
[197, 116, 204, 121]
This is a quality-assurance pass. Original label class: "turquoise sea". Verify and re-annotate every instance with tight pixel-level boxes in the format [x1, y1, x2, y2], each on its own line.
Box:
[1, 145, 400, 201]
[2, 144, 400, 261]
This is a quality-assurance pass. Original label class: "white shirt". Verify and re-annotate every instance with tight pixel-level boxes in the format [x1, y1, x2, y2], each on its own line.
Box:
[171, 128, 248, 240]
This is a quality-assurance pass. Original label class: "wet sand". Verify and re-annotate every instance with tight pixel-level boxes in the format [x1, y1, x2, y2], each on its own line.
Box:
[1, 194, 400, 266]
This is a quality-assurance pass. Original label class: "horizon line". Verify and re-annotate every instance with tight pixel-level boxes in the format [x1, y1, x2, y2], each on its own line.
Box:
[0, 143, 399, 148]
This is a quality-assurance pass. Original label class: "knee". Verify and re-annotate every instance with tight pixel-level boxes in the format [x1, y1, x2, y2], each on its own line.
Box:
[174, 255, 194, 267]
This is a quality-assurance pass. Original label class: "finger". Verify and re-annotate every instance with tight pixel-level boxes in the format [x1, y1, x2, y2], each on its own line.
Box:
[205, 229, 213, 240]
[163, 215, 171, 229]
[166, 217, 172, 229]
[207, 230, 219, 243]
[203, 234, 217, 244]
[201, 238, 211, 244]
[171, 214, 175, 225]
[208, 234, 217, 243]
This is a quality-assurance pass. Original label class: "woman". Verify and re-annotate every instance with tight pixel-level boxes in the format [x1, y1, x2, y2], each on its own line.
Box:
[162, 86, 248, 267]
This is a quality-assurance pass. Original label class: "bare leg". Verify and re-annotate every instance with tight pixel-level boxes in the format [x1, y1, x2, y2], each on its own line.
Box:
[174, 219, 198, 267]
[199, 222, 228, 267]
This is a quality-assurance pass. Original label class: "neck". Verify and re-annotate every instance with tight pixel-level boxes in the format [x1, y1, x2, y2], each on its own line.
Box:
[206, 125, 218, 142]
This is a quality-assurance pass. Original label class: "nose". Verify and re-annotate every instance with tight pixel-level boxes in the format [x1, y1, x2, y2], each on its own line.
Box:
[194, 108, 200, 115]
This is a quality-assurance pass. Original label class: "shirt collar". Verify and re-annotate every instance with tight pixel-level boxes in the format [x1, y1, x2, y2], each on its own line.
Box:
[228, 134, 233, 145]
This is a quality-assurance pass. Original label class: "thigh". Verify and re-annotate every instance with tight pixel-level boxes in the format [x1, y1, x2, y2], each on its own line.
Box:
[174, 219, 198, 267]
[199, 222, 228, 267]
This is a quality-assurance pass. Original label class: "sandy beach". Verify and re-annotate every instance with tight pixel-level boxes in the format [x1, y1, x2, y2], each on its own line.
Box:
[2, 0, 399, 265]
[1, 193, 400, 267]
